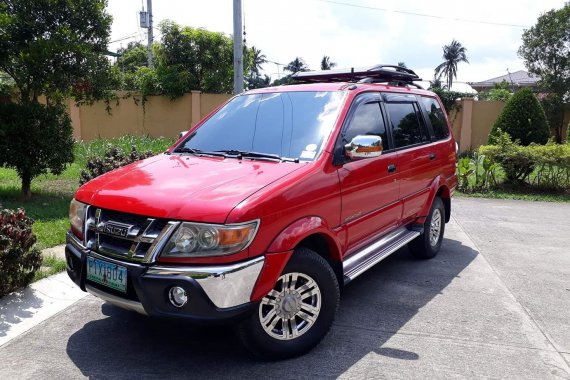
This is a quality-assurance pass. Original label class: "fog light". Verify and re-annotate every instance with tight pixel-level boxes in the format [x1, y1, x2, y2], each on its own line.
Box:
[168, 286, 188, 308]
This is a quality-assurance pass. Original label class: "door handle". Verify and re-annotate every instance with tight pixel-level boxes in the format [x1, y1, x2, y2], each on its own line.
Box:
[387, 164, 397, 173]
[429, 152, 436, 160]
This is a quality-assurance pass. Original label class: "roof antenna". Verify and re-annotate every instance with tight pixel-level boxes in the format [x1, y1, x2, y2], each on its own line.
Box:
[350, 67, 354, 82]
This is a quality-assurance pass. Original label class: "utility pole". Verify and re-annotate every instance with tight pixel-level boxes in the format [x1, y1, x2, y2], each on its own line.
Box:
[233, 0, 243, 94]
[147, 0, 154, 68]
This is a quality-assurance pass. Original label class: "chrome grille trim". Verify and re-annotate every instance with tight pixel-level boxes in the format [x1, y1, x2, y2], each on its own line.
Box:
[85, 207, 170, 263]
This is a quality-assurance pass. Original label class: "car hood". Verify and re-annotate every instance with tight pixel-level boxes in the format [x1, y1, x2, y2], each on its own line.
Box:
[75, 154, 304, 223]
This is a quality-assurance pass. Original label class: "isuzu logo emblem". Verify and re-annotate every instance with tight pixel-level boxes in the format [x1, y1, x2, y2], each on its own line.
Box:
[102, 222, 130, 238]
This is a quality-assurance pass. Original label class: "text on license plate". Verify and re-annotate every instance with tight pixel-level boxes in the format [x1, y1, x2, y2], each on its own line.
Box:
[87, 257, 127, 293]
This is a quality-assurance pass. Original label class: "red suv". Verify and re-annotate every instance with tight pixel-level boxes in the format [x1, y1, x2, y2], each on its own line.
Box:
[66, 65, 457, 359]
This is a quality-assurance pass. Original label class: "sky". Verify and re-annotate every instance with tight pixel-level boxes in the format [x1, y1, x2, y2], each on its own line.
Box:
[106, 0, 567, 92]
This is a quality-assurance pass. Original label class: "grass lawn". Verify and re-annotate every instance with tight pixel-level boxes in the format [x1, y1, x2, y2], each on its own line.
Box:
[0, 136, 174, 280]
[456, 186, 570, 203]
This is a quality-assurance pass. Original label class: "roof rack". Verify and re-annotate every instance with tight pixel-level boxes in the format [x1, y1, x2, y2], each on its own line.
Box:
[291, 64, 423, 88]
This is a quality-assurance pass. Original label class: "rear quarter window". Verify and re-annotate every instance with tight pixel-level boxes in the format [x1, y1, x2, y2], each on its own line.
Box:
[422, 97, 450, 140]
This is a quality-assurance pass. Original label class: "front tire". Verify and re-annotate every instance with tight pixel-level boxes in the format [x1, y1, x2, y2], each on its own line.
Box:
[409, 196, 446, 259]
[237, 247, 340, 360]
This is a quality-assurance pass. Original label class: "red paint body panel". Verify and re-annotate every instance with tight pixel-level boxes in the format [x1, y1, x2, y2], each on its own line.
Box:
[250, 250, 294, 301]
[75, 154, 303, 223]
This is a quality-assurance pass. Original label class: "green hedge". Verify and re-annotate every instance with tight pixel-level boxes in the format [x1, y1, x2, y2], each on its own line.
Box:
[480, 132, 570, 189]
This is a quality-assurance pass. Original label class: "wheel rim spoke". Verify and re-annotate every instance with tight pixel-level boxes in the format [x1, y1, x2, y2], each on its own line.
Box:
[429, 209, 442, 246]
[259, 271, 322, 341]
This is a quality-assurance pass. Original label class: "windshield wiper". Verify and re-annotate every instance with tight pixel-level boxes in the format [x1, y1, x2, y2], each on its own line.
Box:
[215, 150, 299, 163]
[173, 147, 226, 157]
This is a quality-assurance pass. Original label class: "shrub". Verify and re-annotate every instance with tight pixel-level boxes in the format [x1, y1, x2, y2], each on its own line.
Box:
[79, 144, 155, 185]
[489, 88, 549, 146]
[481, 132, 570, 189]
[481, 131, 536, 183]
[0, 208, 42, 297]
[0, 103, 74, 197]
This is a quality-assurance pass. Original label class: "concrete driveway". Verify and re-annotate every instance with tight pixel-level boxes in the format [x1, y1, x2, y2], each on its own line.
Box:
[0, 197, 569, 379]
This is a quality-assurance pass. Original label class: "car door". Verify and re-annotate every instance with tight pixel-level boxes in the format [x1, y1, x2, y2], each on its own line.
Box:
[336, 93, 401, 253]
[383, 94, 439, 223]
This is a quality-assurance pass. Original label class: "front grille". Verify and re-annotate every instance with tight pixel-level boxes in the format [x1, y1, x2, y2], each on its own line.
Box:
[84, 207, 171, 262]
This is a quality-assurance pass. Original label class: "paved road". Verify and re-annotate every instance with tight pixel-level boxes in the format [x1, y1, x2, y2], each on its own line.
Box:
[1, 197, 569, 379]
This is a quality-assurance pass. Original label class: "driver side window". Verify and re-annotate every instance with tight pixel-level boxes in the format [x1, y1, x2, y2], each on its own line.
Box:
[343, 102, 388, 150]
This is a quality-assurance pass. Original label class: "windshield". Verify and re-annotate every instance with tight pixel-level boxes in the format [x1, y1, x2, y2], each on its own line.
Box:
[176, 91, 345, 161]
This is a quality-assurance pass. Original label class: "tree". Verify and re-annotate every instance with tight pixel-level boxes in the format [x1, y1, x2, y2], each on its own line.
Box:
[117, 42, 148, 74]
[489, 87, 550, 146]
[285, 57, 309, 74]
[251, 46, 267, 76]
[0, 0, 114, 196]
[434, 39, 469, 90]
[479, 80, 513, 102]
[519, 4, 570, 143]
[0, 0, 115, 105]
[155, 21, 241, 94]
[0, 103, 74, 196]
[320, 56, 337, 70]
[246, 47, 269, 90]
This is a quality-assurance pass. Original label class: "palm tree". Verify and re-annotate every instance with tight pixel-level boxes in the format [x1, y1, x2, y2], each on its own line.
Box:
[251, 46, 267, 76]
[284, 57, 309, 74]
[320, 56, 337, 70]
[434, 39, 469, 89]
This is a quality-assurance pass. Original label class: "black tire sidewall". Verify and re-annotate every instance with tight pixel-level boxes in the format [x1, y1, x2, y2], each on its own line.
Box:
[424, 197, 445, 257]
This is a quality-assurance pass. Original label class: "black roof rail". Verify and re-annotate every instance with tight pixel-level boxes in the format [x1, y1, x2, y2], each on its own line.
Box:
[291, 64, 422, 86]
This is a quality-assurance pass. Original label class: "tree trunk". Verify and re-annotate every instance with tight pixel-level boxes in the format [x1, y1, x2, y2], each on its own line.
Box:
[21, 172, 32, 198]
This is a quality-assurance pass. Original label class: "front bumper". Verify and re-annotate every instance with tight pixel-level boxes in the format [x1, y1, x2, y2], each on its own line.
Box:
[65, 232, 264, 323]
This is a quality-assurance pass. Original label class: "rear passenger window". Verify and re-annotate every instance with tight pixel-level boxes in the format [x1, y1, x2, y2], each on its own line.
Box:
[422, 97, 449, 140]
[385, 102, 428, 148]
[343, 102, 388, 151]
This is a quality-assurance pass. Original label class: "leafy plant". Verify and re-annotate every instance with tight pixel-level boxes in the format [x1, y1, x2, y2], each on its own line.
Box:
[519, 3, 570, 143]
[489, 88, 550, 146]
[0, 208, 42, 297]
[482, 131, 536, 183]
[0, 103, 74, 197]
[456, 153, 497, 192]
[79, 144, 155, 185]
[481, 132, 570, 189]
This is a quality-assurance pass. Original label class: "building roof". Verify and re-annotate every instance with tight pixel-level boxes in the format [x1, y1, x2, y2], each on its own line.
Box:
[469, 70, 540, 91]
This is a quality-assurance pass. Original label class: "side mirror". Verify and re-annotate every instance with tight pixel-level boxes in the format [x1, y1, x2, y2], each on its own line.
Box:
[344, 135, 383, 160]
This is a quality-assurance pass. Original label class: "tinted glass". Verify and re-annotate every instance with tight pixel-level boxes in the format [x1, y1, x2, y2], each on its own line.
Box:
[386, 102, 427, 148]
[422, 97, 449, 140]
[344, 102, 387, 150]
[179, 91, 344, 161]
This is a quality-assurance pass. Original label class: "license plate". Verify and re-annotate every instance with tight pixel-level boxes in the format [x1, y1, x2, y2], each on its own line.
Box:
[87, 256, 127, 293]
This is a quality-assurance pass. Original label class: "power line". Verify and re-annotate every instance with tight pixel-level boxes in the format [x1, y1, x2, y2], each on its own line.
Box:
[109, 31, 140, 44]
[316, 0, 530, 28]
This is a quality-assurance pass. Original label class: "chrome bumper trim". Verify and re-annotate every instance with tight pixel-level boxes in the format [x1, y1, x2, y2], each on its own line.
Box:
[146, 256, 265, 309]
[86, 285, 148, 316]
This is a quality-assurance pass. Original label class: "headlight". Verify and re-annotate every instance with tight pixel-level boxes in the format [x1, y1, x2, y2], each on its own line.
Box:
[161, 220, 259, 258]
[69, 199, 87, 239]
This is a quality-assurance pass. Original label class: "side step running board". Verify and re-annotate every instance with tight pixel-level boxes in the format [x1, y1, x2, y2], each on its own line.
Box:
[343, 227, 420, 284]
